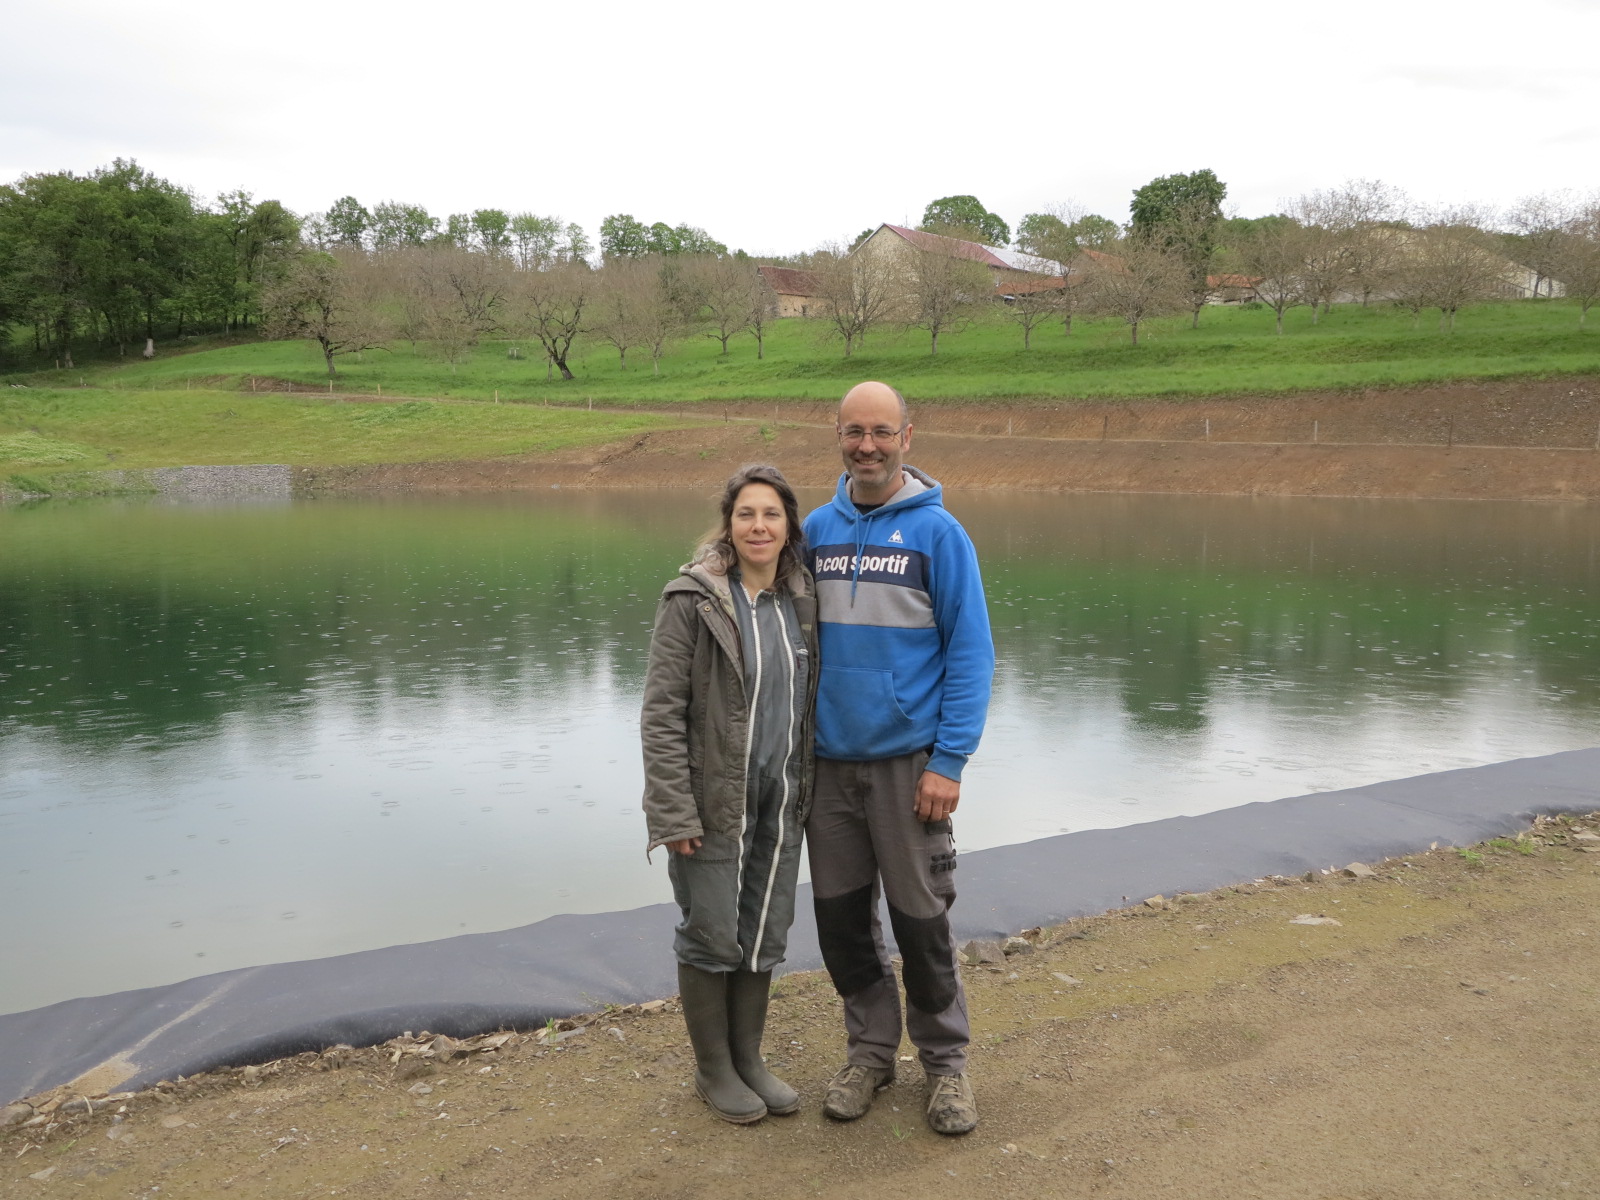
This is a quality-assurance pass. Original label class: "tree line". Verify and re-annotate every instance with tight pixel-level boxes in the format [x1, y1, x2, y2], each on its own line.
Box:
[4, 162, 1597, 375]
[0, 160, 299, 367]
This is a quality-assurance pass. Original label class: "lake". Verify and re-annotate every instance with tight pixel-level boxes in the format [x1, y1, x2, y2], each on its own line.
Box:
[2, 490, 1596, 1014]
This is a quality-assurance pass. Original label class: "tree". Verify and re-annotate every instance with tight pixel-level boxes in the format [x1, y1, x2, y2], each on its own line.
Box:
[902, 241, 990, 355]
[1395, 214, 1507, 332]
[509, 213, 563, 270]
[413, 246, 509, 370]
[0, 169, 96, 366]
[590, 257, 677, 370]
[325, 196, 371, 249]
[1000, 282, 1062, 349]
[207, 190, 299, 330]
[920, 195, 1009, 246]
[1079, 237, 1189, 345]
[440, 213, 473, 248]
[1015, 204, 1118, 333]
[685, 254, 767, 355]
[1129, 170, 1227, 327]
[505, 261, 591, 379]
[262, 248, 389, 376]
[1505, 192, 1579, 299]
[1236, 221, 1313, 333]
[370, 201, 437, 249]
[472, 209, 513, 258]
[1545, 202, 1600, 326]
[561, 223, 594, 265]
[599, 214, 651, 260]
[812, 241, 903, 357]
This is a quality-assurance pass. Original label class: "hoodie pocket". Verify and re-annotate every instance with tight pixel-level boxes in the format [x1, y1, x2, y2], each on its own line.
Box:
[816, 665, 915, 758]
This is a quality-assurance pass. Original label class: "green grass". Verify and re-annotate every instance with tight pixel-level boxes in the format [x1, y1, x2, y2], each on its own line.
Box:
[0, 388, 682, 487]
[9, 300, 1597, 405]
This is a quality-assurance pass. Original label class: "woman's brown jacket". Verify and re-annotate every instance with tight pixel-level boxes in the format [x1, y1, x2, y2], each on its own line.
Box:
[640, 555, 818, 856]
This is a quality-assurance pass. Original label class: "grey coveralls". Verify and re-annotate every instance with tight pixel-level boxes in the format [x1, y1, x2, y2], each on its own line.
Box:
[667, 573, 810, 973]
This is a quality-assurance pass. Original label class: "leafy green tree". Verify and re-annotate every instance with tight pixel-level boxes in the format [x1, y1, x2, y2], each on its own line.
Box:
[370, 201, 437, 249]
[508, 213, 563, 269]
[325, 196, 371, 248]
[432, 213, 471, 248]
[472, 209, 513, 257]
[1129, 169, 1228, 326]
[600, 214, 651, 259]
[920, 195, 1010, 246]
[561, 223, 593, 264]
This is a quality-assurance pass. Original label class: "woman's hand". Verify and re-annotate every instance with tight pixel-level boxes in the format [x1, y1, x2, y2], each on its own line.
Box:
[667, 837, 704, 856]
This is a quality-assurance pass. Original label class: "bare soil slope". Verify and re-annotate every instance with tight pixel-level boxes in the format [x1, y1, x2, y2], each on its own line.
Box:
[302, 377, 1600, 500]
[7, 817, 1598, 1200]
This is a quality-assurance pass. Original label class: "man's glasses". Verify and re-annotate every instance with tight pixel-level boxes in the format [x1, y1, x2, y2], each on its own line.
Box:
[837, 425, 906, 447]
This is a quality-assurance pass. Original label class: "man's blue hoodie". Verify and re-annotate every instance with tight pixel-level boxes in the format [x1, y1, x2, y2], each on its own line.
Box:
[802, 466, 994, 781]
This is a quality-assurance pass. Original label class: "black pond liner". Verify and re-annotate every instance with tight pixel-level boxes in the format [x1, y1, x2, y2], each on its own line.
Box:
[3, 747, 1596, 1105]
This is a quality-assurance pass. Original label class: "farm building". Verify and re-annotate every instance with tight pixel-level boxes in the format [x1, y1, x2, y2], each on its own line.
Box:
[756, 265, 827, 318]
[854, 223, 1052, 288]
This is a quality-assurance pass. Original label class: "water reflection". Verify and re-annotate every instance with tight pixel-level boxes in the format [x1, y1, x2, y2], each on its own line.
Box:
[1, 491, 1596, 1013]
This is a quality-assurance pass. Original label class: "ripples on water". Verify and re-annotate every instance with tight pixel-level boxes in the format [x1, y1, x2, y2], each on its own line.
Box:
[1, 491, 1596, 1012]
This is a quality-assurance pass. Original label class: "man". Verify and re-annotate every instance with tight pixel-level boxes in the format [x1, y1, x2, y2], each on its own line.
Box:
[802, 380, 995, 1136]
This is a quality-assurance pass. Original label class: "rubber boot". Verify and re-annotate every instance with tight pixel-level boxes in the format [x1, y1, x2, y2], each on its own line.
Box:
[678, 964, 766, 1123]
[727, 969, 801, 1115]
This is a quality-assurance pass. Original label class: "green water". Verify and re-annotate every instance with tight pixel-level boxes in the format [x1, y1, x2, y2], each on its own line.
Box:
[1, 491, 1596, 1013]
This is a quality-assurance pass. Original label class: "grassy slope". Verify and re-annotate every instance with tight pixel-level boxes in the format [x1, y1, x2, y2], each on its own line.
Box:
[9, 300, 1599, 405]
[0, 389, 680, 488]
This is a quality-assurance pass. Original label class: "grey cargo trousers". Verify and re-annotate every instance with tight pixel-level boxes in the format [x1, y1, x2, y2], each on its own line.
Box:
[807, 750, 968, 1076]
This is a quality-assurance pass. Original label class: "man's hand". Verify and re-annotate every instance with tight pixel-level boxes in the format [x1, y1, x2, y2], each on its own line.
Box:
[914, 769, 961, 823]
[666, 836, 703, 856]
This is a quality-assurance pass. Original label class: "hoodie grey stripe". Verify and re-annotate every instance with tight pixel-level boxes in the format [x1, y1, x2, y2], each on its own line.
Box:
[816, 578, 935, 629]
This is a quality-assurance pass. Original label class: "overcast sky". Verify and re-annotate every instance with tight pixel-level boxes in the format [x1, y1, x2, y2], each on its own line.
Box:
[4, 0, 1596, 255]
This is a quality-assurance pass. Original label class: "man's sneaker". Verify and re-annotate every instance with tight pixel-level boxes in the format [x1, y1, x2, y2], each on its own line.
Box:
[821, 1063, 894, 1121]
[925, 1071, 977, 1135]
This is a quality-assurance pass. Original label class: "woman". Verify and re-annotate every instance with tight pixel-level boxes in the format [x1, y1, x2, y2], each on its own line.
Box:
[640, 463, 818, 1124]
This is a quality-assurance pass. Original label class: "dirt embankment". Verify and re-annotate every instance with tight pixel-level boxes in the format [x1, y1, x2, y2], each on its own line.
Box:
[5, 816, 1598, 1200]
[301, 377, 1600, 501]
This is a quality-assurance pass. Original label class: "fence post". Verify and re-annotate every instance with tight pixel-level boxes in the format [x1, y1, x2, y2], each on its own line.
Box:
[1101, 414, 1109, 441]
[1447, 417, 1454, 450]
[1204, 417, 1211, 442]
[1313, 419, 1318, 444]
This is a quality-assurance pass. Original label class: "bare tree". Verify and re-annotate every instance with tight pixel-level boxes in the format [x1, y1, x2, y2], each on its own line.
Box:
[413, 246, 509, 371]
[1001, 281, 1062, 349]
[505, 262, 590, 379]
[262, 248, 390, 377]
[1237, 222, 1313, 333]
[812, 241, 904, 356]
[902, 240, 990, 355]
[591, 257, 684, 373]
[747, 272, 777, 360]
[1014, 203, 1114, 334]
[1505, 192, 1579, 299]
[1397, 213, 1508, 332]
[684, 254, 766, 355]
[1079, 238, 1189, 346]
[589, 260, 649, 370]
[1546, 201, 1600, 327]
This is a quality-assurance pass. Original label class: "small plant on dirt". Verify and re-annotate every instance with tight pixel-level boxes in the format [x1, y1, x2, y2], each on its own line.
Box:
[1457, 847, 1485, 866]
[1487, 838, 1515, 854]
[1513, 834, 1538, 855]
[890, 1122, 912, 1141]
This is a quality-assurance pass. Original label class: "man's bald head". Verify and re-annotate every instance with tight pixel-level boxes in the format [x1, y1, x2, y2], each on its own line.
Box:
[839, 381, 907, 428]
[837, 381, 911, 504]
